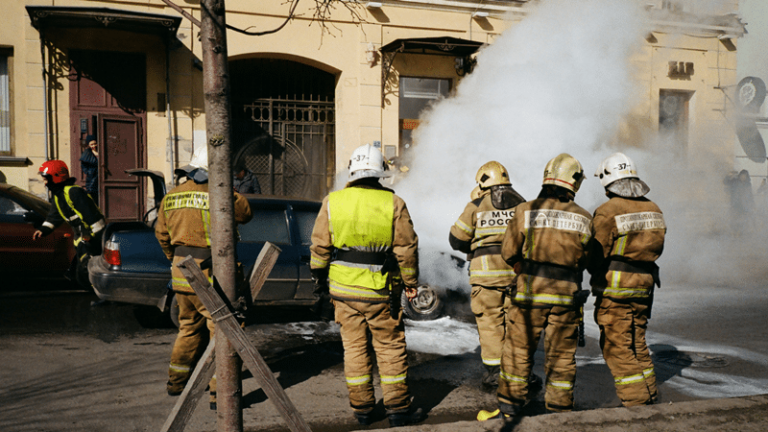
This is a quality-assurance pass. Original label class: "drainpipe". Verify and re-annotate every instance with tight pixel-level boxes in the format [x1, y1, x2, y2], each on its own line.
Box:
[165, 34, 175, 184]
[39, 31, 49, 161]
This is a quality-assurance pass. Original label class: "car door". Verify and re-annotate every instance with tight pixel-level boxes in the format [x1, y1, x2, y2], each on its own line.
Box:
[237, 200, 299, 302]
[0, 191, 74, 276]
[289, 202, 321, 300]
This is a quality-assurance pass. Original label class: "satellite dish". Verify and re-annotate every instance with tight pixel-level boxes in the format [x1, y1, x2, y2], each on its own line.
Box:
[732, 77, 767, 162]
[736, 76, 766, 113]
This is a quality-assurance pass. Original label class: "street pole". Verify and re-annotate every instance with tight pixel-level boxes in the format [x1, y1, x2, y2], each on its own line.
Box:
[200, 1, 242, 431]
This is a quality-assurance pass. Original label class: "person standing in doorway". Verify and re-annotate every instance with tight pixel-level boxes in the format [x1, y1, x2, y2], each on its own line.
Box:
[80, 134, 99, 203]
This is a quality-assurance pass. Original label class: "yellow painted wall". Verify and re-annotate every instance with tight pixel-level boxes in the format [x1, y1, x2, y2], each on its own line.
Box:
[1, 0, 741, 197]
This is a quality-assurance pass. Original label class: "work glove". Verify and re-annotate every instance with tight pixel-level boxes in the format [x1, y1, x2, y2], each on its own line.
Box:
[310, 268, 334, 322]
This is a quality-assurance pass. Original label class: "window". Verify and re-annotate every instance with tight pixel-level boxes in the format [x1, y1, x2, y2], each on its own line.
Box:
[239, 208, 291, 244]
[659, 90, 693, 155]
[0, 49, 11, 154]
[398, 77, 450, 153]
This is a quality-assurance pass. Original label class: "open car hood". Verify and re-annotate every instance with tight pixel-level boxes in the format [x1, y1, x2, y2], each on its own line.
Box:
[125, 169, 166, 208]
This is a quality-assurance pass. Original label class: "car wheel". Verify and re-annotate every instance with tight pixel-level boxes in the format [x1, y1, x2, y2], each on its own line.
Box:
[401, 285, 443, 321]
[169, 294, 180, 328]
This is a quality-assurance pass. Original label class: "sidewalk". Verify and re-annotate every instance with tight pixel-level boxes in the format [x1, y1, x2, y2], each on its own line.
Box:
[367, 394, 768, 432]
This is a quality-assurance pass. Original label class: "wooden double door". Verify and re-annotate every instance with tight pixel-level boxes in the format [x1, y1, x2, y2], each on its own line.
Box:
[68, 50, 147, 222]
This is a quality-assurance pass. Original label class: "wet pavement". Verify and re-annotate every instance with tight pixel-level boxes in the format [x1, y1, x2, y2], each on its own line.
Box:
[0, 277, 766, 432]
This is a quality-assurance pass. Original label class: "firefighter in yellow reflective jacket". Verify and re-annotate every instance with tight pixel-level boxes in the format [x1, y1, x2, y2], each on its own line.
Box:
[155, 151, 253, 399]
[449, 161, 525, 387]
[589, 152, 666, 406]
[310, 144, 423, 428]
[480, 154, 592, 420]
[33, 160, 105, 287]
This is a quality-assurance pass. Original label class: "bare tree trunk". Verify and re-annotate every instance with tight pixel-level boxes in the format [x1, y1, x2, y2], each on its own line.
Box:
[200, 1, 242, 431]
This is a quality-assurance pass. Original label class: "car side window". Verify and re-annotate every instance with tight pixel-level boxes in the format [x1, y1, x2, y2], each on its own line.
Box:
[0, 195, 25, 215]
[293, 209, 319, 246]
[239, 208, 290, 245]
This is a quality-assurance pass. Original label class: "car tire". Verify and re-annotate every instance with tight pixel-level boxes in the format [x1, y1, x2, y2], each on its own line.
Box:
[169, 294, 180, 328]
[401, 285, 443, 321]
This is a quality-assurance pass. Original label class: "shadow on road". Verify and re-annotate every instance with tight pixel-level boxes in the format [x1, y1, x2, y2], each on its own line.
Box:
[651, 343, 693, 384]
[241, 340, 344, 408]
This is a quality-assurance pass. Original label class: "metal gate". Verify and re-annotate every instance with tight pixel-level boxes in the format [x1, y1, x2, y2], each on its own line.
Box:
[237, 97, 334, 200]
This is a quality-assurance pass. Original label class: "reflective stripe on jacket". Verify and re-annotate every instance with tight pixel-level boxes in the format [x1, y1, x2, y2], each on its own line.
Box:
[328, 187, 393, 301]
[42, 183, 105, 244]
[310, 180, 419, 303]
[155, 180, 253, 293]
[589, 196, 666, 300]
[501, 196, 592, 307]
[450, 189, 523, 287]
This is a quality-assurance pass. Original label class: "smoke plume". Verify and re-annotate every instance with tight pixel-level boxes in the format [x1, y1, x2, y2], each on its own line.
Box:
[390, 0, 768, 293]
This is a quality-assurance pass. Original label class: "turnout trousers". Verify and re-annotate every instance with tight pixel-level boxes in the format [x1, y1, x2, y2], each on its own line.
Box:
[595, 297, 656, 406]
[498, 304, 579, 413]
[168, 292, 216, 395]
[471, 285, 511, 367]
[334, 300, 411, 414]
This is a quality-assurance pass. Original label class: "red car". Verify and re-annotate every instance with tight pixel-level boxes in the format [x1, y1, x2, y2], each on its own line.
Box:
[0, 183, 76, 280]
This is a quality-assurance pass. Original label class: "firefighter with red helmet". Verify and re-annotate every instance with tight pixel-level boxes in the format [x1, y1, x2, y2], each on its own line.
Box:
[33, 159, 105, 286]
[309, 144, 423, 427]
[155, 151, 253, 405]
[479, 153, 592, 420]
[590, 152, 666, 406]
[449, 161, 525, 387]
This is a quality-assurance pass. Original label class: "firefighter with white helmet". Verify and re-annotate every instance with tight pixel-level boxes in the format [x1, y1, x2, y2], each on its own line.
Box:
[309, 143, 423, 427]
[480, 153, 592, 420]
[449, 161, 526, 387]
[155, 150, 253, 406]
[33, 159, 106, 286]
[589, 152, 666, 406]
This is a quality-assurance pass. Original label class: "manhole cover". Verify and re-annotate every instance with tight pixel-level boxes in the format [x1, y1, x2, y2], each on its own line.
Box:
[654, 350, 729, 368]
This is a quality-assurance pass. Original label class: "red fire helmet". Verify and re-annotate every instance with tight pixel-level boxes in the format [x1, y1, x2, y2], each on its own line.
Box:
[39, 160, 70, 184]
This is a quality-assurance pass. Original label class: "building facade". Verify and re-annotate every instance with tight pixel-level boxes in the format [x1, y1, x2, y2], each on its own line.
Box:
[0, 0, 746, 219]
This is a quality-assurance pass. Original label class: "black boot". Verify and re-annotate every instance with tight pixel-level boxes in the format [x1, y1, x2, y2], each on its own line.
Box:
[353, 411, 374, 425]
[387, 407, 423, 427]
[482, 365, 500, 388]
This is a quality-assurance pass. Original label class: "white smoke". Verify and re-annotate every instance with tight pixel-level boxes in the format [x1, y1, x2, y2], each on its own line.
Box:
[395, 0, 649, 292]
[390, 0, 768, 293]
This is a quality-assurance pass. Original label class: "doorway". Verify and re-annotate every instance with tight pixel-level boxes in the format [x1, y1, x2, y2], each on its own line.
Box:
[68, 49, 146, 221]
[231, 59, 336, 200]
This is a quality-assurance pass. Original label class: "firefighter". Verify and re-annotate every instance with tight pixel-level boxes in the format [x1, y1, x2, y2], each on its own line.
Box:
[32, 160, 105, 286]
[479, 153, 592, 420]
[589, 152, 666, 406]
[309, 144, 423, 427]
[155, 151, 253, 404]
[449, 161, 525, 387]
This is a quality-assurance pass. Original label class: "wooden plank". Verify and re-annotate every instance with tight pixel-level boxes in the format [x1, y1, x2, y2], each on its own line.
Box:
[160, 340, 216, 432]
[249, 242, 282, 302]
[177, 256, 312, 432]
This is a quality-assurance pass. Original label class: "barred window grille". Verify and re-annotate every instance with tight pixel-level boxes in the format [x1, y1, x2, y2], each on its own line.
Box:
[0, 55, 9, 153]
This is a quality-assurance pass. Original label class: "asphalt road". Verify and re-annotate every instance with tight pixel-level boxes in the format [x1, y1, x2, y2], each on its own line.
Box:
[0, 277, 766, 432]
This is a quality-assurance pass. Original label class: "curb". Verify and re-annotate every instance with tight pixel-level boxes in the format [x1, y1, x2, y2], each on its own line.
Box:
[366, 394, 768, 432]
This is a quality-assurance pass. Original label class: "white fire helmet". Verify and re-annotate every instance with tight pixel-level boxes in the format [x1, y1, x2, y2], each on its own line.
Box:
[348, 144, 391, 181]
[594, 152, 638, 187]
[175, 150, 209, 183]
